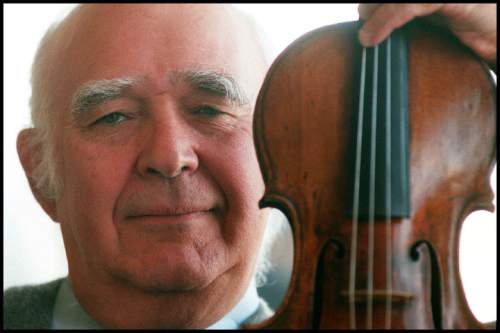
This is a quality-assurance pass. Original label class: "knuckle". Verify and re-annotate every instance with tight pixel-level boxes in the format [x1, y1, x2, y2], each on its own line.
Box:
[358, 3, 380, 20]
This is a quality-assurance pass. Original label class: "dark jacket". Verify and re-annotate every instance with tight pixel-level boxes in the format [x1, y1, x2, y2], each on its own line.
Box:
[3, 278, 274, 329]
[4, 278, 64, 329]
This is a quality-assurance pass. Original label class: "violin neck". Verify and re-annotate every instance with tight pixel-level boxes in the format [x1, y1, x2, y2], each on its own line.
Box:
[349, 24, 410, 219]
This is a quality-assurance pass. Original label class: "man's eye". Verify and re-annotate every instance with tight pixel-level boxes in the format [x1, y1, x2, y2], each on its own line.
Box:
[192, 105, 222, 117]
[95, 112, 127, 125]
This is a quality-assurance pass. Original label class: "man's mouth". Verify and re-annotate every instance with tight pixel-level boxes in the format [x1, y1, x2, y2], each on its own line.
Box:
[125, 207, 217, 225]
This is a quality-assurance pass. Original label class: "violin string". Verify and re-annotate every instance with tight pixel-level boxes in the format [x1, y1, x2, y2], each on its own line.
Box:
[367, 43, 379, 330]
[385, 35, 393, 330]
[349, 45, 367, 330]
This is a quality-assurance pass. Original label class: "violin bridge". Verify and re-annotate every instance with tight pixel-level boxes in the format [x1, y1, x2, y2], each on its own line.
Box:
[340, 289, 413, 304]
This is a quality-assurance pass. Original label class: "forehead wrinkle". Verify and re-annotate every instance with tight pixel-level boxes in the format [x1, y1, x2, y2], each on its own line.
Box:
[71, 76, 144, 116]
[169, 69, 250, 107]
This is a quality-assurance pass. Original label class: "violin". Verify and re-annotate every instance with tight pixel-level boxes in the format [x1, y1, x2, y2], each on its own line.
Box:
[248, 19, 496, 329]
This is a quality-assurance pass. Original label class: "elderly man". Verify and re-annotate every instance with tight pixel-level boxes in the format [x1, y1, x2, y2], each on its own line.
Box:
[4, 3, 496, 329]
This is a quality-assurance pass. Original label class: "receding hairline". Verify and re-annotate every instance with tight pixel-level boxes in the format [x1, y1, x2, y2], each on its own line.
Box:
[48, 4, 267, 114]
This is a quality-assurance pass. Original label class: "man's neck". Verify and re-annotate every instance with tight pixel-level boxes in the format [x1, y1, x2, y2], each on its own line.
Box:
[55, 273, 260, 329]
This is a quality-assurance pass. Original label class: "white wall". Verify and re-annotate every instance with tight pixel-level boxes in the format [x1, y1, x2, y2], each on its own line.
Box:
[4, 3, 496, 324]
[4, 4, 76, 289]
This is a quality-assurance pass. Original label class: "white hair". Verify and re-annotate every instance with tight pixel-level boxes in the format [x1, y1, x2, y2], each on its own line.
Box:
[29, 19, 65, 200]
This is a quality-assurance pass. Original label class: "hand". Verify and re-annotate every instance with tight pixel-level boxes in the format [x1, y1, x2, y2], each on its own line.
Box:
[357, 4, 497, 71]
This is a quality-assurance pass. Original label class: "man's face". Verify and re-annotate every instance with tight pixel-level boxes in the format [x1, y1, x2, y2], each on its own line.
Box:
[49, 4, 268, 306]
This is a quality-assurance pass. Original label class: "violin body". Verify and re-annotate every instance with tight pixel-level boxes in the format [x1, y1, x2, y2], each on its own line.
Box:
[249, 20, 496, 329]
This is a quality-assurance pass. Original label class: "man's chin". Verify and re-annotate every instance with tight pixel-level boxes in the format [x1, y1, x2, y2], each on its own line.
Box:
[108, 258, 222, 294]
[140, 272, 217, 293]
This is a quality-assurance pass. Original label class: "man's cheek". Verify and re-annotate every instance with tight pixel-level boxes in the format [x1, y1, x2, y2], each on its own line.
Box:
[60, 154, 124, 219]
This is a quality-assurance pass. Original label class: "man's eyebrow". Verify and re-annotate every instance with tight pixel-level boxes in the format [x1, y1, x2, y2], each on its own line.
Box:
[70, 71, 250, 118]
[71, 77, 143, 116]
[171, 69, 250, 107]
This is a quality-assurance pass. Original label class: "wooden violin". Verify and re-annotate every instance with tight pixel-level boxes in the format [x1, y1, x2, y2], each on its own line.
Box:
[248, 19, 496, 329]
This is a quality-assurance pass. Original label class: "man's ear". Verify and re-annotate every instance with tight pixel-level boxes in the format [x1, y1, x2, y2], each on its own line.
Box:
[17, 128, 59, 222]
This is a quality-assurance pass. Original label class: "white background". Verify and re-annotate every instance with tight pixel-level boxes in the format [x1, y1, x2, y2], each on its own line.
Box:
[3, 4, 496, 323]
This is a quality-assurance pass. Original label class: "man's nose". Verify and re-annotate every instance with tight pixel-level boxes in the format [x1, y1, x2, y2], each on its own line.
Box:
[136, 106, 199, 180]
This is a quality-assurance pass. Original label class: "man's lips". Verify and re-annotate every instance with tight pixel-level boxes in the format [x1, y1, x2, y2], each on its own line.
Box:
[124, 207, 217, 224]
[128, 206, 215, 216]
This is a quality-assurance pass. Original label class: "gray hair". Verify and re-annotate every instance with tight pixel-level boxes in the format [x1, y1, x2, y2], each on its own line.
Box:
[29, 20, 65, 200]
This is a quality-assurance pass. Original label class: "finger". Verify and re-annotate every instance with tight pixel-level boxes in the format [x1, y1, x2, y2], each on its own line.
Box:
[358, 3, 380, 20]
[358, 4, 444, 47]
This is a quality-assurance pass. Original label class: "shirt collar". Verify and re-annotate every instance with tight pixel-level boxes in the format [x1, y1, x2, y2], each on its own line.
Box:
[52, 276, 261, 329]
[206, 278, 260, 329]
[52, 277, 102, 329]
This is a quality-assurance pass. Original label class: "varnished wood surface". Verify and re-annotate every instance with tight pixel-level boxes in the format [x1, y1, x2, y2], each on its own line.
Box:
[247, 20, 496, 329]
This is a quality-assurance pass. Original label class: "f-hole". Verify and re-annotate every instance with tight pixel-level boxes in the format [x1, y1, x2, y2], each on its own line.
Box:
[312, 238, 345, 329]
[410, 240, 443, 329]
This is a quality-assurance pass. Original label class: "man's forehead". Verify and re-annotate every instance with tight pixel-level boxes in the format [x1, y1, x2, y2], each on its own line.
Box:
[50, 4, 266, 112]
[70, 4, 247, 34]
[58, 4, 254, 61]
